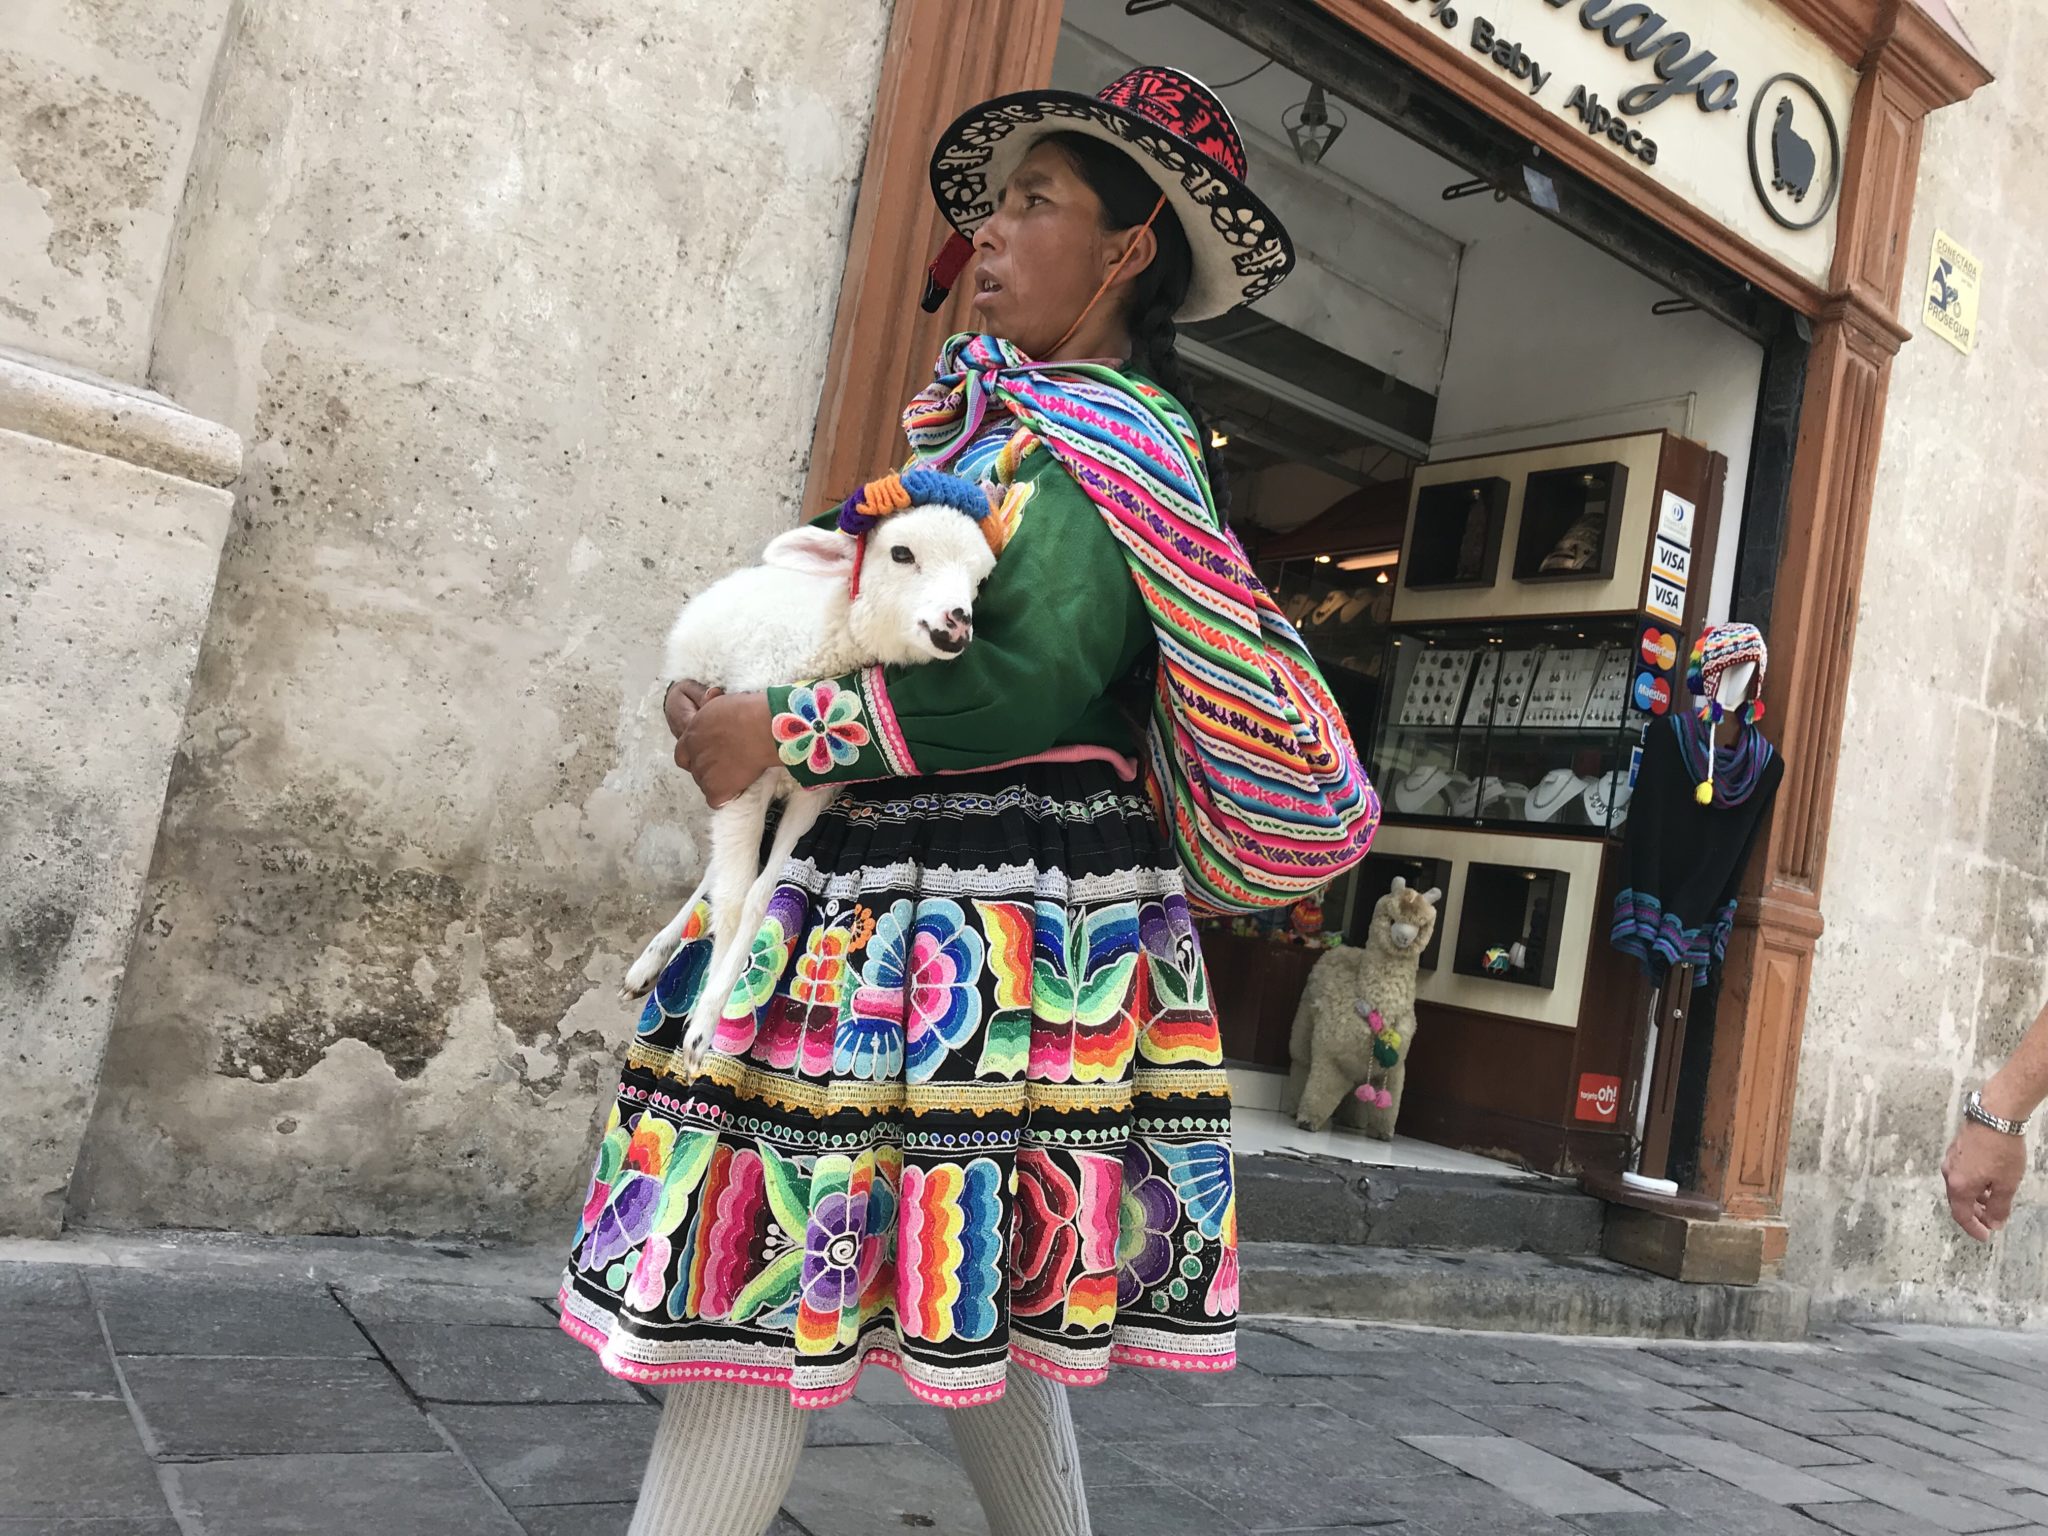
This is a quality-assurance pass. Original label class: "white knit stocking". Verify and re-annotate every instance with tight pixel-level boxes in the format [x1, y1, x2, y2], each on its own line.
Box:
[627, 1380, 808, 1536]
[946, 1367, 1094, 1536]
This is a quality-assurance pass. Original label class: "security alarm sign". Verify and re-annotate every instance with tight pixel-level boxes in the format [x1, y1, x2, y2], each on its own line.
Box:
[1577, 1074, 1623, 1124]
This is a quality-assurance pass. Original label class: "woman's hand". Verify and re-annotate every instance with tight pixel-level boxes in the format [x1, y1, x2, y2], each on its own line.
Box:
[675, 689, 778, 808]
[663, 679, 723, 770]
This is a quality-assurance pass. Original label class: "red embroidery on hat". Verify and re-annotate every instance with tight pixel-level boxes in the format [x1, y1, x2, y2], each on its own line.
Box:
[1098, 67, 1247, 181]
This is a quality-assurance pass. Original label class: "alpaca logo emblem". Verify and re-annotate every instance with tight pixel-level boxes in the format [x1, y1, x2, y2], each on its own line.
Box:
[1747, 74, 1840, 232]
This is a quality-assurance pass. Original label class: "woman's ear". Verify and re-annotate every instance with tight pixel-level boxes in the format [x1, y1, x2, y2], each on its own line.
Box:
[1107, 221, 1160, 287]
[762, 527, 856, 578]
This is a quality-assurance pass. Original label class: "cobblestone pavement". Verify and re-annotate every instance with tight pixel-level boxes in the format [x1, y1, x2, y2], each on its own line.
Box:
[6, 1240, 2048, 1535]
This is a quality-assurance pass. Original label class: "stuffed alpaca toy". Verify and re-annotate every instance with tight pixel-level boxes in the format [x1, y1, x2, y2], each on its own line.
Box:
[1288, 877, 1441, 1138]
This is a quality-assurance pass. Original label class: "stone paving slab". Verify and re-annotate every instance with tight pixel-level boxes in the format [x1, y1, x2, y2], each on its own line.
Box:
[120, 1354, 441, 1457]
[1808, 1460, 2026, 1532]
[165, 1452, 525, 1535]
[0, 1522, 183, 1534]
[87, 1271, 369, 1358]
[360, 1320, 645, 1405]
[432, 1403, 660, 1507]
[337, 1279, 557, 1328]
[0, 1401, 171, 1520]
[1407, 1435, 1659, 1515]
[0, 1307, 119, 1397]
[1632, 1433, 1861, 1505]
[512, 1505, 636, 1536]
[780, 1442, 992, 1536]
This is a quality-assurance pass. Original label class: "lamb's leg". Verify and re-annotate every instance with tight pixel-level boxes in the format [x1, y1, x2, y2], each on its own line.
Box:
[678, 779, 776, 1075]
[621, 874, 712, 1000]
[728, 787, 833, 948]
[1295, 1052, 1360, 1134]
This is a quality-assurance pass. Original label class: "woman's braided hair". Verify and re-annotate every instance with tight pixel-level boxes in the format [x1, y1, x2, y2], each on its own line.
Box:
[1040, 132, 1232, 516]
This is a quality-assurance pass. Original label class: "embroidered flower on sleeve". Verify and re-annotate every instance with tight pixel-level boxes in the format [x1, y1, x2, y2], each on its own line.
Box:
[772, 682, 871, 775]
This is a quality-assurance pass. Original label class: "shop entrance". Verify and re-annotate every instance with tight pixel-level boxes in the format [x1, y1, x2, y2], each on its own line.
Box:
[1050, 0, 1807, 1181]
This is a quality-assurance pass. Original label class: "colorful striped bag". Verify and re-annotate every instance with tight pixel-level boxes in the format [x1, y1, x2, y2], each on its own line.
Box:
[905, 334, 1380, 915]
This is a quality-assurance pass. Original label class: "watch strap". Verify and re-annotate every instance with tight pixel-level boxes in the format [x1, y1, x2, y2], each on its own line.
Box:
[1966, 1090, 2029, 1137]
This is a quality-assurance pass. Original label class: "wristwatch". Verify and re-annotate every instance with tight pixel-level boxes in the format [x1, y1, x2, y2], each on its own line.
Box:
[1965, 1090, 2029, 1137]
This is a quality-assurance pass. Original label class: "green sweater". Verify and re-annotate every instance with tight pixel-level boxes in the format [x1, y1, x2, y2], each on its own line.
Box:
[765, 443, 1153, 786]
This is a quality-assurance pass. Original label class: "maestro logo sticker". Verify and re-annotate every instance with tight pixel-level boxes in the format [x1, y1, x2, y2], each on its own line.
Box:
[1748, 73, 1842, 232]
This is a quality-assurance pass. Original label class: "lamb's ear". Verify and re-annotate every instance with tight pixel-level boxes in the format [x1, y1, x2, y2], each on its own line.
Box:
[762, 527, 857, 578]
[1389, 876, 1407, 894]
[1423, 887, 1443, 906]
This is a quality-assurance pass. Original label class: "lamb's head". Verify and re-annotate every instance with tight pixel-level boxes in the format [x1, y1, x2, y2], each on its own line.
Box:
[1369, 875, 1441, 959]
[845, 502, 1000, 664]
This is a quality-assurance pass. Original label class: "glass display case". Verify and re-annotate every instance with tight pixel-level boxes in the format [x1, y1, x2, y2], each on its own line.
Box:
[1371, 617, 1644, 835]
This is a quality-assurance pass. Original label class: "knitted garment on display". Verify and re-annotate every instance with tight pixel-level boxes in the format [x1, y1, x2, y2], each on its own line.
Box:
[900, 333, 1380, 915]
[1610, 713, 1784, 988]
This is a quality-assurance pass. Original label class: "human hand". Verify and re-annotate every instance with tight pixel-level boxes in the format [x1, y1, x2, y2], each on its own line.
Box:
[677, 690, 777, 808]
[1942, 1119, 2027, 1241]
[663, 679, 724, 770]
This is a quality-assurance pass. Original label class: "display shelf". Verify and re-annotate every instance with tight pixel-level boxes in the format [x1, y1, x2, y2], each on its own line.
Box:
[1451, 863, 1571, 989]
[1404, 477, 1509, 591]
[1513, 462, 1629, 582]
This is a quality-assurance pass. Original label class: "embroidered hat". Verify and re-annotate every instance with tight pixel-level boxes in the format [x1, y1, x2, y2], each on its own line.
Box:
[923, 65, 1296, 323]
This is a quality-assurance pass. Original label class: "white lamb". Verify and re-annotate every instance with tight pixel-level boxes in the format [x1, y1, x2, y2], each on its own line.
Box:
[621, 487, 1001, 1076]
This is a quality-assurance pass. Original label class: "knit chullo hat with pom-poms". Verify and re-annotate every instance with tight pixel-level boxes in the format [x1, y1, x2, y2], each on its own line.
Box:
[1685, 622, 1768, 804]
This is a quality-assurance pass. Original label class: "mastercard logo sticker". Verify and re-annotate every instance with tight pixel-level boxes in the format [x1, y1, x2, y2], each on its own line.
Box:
[1633, 673, 1671, 715]
[1639, 628, 1677, 671]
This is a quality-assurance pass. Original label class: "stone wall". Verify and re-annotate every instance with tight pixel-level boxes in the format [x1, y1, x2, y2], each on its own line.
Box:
[1, 0, 235, 381]
[64, 0, 895, 1237]
[1784, 1, 2046, 1323]
[0, 355, 241, 1234]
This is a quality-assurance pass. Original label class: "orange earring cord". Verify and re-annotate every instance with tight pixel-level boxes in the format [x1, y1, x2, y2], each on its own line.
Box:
[1045, 192, 1167, 361]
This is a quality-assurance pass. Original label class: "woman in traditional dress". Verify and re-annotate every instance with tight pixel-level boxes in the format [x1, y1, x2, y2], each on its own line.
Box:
[562, 65, 1299, 1536]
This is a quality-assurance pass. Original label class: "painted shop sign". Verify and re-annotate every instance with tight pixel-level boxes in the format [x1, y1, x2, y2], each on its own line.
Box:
[1384, 0, 1857, 284]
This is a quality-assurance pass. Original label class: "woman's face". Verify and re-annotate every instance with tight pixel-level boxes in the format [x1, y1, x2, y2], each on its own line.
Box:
[970, 140, 1139, 360]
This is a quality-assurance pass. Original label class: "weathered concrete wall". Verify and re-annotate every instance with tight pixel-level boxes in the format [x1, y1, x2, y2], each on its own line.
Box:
[0, 351, 241, 1234]
[1786, 2, 2048, 1323]
[0, 0, 235, 381]
[65, 0, 894, 1237]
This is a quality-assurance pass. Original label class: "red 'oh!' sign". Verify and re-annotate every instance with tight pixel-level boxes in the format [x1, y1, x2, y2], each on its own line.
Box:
[1576, 1074, 1623, 1124]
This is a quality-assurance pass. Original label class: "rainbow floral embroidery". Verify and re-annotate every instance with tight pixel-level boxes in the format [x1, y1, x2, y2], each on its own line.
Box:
[836, 900, 911, 1080]
[972, 900, 1034, 1078]
[754, 913, 856, 1076]
[899, 1159, 1003, 1343]
[905, 900, 986, 1083]
[574, 1110, 715, 1309]
[1116, 1142, 1181, 1309]
[796, 1151, 874, 1356]
[773, 681, 871, 775]
[684, 1141, 810, 1325]
[1030, 901, 1140, 1083]
[1011, 1146, 1120, 1328]
[713, 886, 807, 1054]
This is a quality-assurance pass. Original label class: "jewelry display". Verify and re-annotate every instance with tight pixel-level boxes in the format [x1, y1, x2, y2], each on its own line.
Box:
[1582, 647, 1632, 729]
[1522, 647, 1602, 729]
[1397, 647, 1476, 728]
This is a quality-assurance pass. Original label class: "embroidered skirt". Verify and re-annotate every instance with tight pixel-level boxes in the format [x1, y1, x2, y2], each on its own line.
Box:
[558, 763, 1238, 1408]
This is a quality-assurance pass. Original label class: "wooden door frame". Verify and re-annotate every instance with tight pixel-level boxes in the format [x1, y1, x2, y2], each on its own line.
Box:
[805, 0, 1991, 1243]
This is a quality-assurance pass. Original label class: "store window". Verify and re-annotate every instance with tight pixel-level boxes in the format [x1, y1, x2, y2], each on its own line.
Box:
[1051, 0, 1794, 1175]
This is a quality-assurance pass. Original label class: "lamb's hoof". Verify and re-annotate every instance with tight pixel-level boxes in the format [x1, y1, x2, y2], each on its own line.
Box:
[621, 952, 665, 1000]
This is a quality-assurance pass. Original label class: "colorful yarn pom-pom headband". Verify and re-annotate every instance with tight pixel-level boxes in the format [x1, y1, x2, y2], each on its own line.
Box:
[1685, 621, 1768, 804]
[834, 468, 1009, 598]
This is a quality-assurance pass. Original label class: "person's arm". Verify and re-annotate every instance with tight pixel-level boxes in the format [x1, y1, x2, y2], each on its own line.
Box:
[1942, 1004, 2048, 1240]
